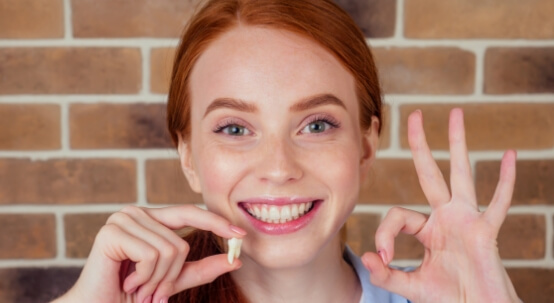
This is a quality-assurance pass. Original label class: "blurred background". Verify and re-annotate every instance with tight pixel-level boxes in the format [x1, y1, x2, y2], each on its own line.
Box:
[0, 0, 552, 302]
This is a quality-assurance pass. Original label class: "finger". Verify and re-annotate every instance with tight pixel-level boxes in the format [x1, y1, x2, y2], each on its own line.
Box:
[375, 207, 428, 264]
[361, 252, 416, 299]
[93, 224, 158, 294]
[173, 254, 242, 292]
[448, 108, 476, 203]
[119, 206, 191, 301]
[408, 110, 451, 208]
[106, 211, 182, 302]
[484, 150, 517, 230]
[144, 205, 247, 238]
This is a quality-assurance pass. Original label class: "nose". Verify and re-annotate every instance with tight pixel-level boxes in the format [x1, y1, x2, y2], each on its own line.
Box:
[254, 135, 303, 184]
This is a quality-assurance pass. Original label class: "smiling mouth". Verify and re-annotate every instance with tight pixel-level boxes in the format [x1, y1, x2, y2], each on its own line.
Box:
[240, 201, 319, 224]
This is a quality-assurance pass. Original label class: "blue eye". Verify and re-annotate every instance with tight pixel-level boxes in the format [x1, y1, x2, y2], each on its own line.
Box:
[300, 117, 339, 134]
[217, 124, 251, 136]
[303, 121, 329, 133]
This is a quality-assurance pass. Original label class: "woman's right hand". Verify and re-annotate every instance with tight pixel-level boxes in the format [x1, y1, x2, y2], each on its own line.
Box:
[53, 205, 246, 303]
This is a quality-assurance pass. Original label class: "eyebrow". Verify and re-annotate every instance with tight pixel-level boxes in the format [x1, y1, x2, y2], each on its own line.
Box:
[289, 94, 347, 112]
[204, 98, 258, 117]
[203, 93, 346, 117]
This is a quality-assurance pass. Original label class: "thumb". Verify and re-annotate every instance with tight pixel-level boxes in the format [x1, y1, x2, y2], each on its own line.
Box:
[173, 254, 242, 293]
[362, 252, 415, 299]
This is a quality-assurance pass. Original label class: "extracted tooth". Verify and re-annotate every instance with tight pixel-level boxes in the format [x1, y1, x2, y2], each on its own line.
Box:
[227, 238, 243, 264]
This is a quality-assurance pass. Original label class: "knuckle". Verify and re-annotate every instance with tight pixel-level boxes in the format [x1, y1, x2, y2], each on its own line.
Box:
[106, 211, 132, 225]
[95, 223, 121, 242]
[176, 241, 190, 255]
[120, 205, 144, 216]
[142, 247, 159, 262]
[160, 244, 178, 259]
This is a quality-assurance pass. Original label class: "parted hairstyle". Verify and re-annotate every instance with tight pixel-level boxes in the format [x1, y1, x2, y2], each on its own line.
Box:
[166, 0, 383, 302]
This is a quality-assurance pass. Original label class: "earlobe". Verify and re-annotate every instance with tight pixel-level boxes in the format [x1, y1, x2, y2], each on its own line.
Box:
[177, 134, 202, 193]
[360, 116, 380, 172]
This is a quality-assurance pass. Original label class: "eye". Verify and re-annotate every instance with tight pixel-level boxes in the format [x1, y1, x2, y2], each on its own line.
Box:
[300, 116, 339, 134]
[215, 124, 252, 136]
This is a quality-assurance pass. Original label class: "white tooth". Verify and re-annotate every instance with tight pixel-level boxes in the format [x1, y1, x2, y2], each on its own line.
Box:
[291, 204, 299, 219]
[253, 205, 261, 218]
[227, 238, 242, 264]
[234, 239, 242, 258]
[269, 206, 280, 221]
[298, 203, 306, 214]
[280, 205, 291, 223]
[261, 206, 269, 222]
[307, 201, 313, 211]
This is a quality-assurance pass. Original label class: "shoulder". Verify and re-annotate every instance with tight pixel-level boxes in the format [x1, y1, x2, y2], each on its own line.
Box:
[343, 246, 412, 303]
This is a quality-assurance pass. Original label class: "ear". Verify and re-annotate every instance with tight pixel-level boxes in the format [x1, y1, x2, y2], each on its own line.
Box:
[177, 133, 202, 193]
[359, 116, 380, 179]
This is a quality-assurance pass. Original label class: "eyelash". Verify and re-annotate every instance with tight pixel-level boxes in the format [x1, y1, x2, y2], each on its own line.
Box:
[212, 114, 340, 135]
[302, 114, 341, 131]
[212, 118, 250, 134]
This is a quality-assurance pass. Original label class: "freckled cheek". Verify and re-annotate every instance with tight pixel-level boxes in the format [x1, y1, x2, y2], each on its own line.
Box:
[313, 147, 361, 202]
[196, 149, 246, 206]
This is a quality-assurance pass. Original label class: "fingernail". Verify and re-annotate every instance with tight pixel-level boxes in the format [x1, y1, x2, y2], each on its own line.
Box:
[229, 225, 247, 235]
[160, 297, 168, 303]
[143, 295, 152, 303]
[127, 286, 137, 294]
[378, 250, 388, 264]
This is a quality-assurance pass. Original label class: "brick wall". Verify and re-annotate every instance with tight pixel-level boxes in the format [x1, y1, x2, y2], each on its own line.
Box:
[0, 0, 552, 302]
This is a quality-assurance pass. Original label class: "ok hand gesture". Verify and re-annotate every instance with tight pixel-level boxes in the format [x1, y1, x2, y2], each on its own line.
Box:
[363, 109, 520, 302]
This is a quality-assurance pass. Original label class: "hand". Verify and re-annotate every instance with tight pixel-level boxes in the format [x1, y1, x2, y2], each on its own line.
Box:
[362, 109, 520, 302]
[53, 205, 246, 303]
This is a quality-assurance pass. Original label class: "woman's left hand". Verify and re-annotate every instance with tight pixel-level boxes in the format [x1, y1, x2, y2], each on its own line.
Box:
[362, 108, 520, 303]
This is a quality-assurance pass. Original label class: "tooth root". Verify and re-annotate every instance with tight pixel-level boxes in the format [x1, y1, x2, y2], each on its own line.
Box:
[227, 238, 242, 264]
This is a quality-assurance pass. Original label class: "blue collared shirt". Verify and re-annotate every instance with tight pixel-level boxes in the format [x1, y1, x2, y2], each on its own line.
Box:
[344, 246, 411, 303]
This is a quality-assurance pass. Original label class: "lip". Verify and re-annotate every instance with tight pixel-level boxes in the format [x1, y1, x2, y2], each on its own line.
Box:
[238, 197, 323, 235]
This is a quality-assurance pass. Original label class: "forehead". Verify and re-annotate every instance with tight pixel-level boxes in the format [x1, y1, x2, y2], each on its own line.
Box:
[189, 25, 357, 112]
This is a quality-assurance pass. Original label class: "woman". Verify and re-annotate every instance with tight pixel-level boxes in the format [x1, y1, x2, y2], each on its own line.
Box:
[54, 0, 520, 302]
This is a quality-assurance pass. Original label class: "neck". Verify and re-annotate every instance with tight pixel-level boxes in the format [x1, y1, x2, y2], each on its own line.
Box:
[231, 237, 361, 303]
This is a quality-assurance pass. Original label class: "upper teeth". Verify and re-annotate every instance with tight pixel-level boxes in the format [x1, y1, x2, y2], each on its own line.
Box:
[245, 202, 313, 223]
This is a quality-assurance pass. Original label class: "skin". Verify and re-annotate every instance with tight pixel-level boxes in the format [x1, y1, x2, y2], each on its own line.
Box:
[53, 25, 520, 303]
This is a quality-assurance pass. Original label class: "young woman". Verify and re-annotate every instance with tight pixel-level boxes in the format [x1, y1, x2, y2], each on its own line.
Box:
[54, 0, 520, 302]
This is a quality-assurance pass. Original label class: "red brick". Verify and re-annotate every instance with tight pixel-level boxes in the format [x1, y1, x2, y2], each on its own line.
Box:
[65, 213, 111, 258]
[0, 267, 81, 302]
[0, 214, 56, 259]
[334, 0, 396, 38]
[0, 48, 141, 94]
[345, 213, 380, 255]
[146, 159, 202, 205]
[405, 0, 554, 38]
[400, 104, 554, 151]
[359, 159, 450, 205]
[394, 233, 425, 260]
[498, 215, 545, 259]
[476, 160, 554, 206]
[485, 48, 554, 94]
[150, 47, 176, 94]
[0, 158, 136, 204]
[378, 104, 390, 150]
[70, 103, 172, 149]
[0, 0, 64, 38]
[0, 104, 60, 150]
[373, 47, 475, 94]
[71, 0, 200, 37]
[507, 268, 554, 303]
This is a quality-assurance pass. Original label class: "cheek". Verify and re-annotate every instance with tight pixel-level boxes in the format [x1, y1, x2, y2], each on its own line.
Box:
[194, 145, 248, 207]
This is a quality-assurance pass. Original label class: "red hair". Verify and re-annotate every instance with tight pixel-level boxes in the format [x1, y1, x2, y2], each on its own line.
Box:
[167, 0, 383, 301]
